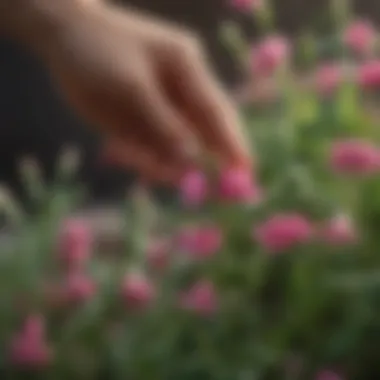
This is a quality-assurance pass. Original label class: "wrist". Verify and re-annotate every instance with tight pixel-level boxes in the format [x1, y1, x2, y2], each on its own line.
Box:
[0, 0, 97, 56]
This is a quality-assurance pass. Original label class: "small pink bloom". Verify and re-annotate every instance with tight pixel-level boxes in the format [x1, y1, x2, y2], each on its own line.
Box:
[218, 167, 262, 203]
[319, 215, 357, 245]
[315, 370, 343, 380]
[178, 225, 222, 259]
[146, 237, 172, 270]
[180, 280, 218, 316]
[179, 170, 208, 208]
[358, 60, 380, 89]
[251, 35, 290, 77]
[44, 274, 95, 309]
[254, 213, 313, 252]
[63, 273, 96, 303]
[330, 139, 380, 175]
[230, 0, 262, 12]
[315, 63, 342, 95]
[121, 273, 155, 308]
[58, 218, 93, 270]
[9, 315, 52, 368]
[344, 19, 376, 55]
[21, 315, 45, 340]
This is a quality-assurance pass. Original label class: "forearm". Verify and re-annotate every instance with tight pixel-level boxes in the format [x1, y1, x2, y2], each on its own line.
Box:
[0, 0, 92, 56]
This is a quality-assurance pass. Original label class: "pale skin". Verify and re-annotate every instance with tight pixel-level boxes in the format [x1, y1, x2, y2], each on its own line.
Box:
[1, 0, 250, 183]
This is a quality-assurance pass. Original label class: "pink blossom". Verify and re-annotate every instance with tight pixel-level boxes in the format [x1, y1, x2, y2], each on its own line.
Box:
[315, 63, 342, 95]
[146, 237, 172, 270]
[358, 60, 380, 89]
[344, 19, 376, 55]
[63, 273, 96, 303]
[251, 35, 290, 77]
[179, 170, 208, 208]
[330, 139, 380, 175]
[254, 213, 313, 252]
[121, 273, 155, 308]
[44, 274, 96, 309]
[315, 370, 343, 380]
[58, 218, 93, 270]
[180, 280, 218, 316]
[9, 314, 52, 368]
[218, 167, 262, 203]
[319, 215, 357, 245]
[230, 0, 262, 12]
[178, 225, 222, 259]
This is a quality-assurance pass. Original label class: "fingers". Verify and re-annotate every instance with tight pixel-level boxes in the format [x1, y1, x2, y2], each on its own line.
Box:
[167, 42, 251, 168]
[71, 68, 200, 175]
[101, 137, 184, 184]
[125, 73, 199, 164]
[90, 68, 200, 167]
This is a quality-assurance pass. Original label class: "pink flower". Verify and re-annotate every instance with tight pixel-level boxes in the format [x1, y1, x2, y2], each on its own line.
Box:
[251, 35, 290, 77]
[44, 274, 96, 309]
[180, 280, 218, 316]
[121, 273, 155, 308]
[178, 225, 222, 259]
[319, 215, 357, 246]
[254, 213, 313, 252]
[315, 370, 343, 380]
[58, 218, 93, 270]
[218, 167, 262, 203]
[146, 237, 172, 271]
[315, 63, 342, 95]
[330, 139, 380, 175]
[179, 170, 208, 208]
[9, 314, 52, 368]
[344, 19, 376, 55]
[230, 0, 262, 12]
[358, 60, 380, 89]
[63, 273, 96, 303]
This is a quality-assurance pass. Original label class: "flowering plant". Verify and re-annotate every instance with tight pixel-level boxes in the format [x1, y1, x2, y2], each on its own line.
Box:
[1, 1, 380, 379]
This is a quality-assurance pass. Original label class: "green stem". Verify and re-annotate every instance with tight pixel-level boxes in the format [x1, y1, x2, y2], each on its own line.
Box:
[255, 1, 275, 36]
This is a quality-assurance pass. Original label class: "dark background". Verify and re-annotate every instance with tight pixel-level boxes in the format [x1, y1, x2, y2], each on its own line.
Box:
[0, 0, 378, 203]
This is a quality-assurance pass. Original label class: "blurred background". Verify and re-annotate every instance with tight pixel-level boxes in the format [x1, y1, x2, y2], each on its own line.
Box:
[0, 0, 379, 204]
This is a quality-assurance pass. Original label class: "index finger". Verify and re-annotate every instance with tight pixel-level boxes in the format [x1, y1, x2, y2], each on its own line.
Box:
[169, 46, 251, 168]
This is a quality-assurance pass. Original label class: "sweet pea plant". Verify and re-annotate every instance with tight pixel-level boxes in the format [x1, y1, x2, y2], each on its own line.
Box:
[1, 1, 380, 379]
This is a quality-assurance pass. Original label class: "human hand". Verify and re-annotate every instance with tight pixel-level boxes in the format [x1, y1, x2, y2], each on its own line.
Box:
[32, 0, 251, 182]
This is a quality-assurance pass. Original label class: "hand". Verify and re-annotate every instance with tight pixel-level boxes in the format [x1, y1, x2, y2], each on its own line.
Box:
[38, 1, 251, 182]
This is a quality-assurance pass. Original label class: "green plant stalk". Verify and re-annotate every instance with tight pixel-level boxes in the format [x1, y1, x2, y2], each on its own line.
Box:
[219, 21, 249, 69]
[19, 157, 46, 204]
[330, 0, 352, 32]
[255, 1, 275, 36]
